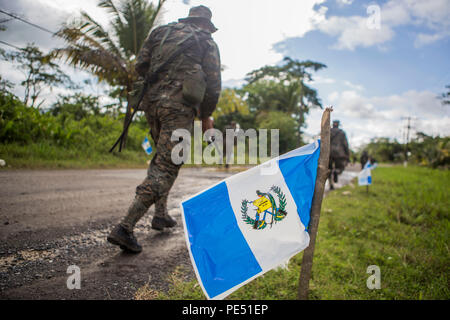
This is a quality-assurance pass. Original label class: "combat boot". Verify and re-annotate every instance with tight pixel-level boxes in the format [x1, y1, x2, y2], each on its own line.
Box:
[107, 225, 142, 253]
[152, 215, 177, 231]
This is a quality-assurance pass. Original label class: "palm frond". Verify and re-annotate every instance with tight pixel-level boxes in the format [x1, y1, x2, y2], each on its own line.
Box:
[54, 0, 166, 91]
[116, 0, 166, 57]
[98, 0, 124, 24]
[54, 46, 128, 85]
[79, 11, 124, 58]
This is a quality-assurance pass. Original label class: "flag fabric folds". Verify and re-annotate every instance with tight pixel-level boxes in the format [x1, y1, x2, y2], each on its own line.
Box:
[181, 140, 321, 300]
[359, 160, 376, 186]
[141, 137, 153, 155]
[358, 167, 372, 186]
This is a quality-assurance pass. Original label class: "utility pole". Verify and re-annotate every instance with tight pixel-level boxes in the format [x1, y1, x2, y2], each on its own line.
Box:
[405, 116, 411, 162]
[401, 116, 417, 165]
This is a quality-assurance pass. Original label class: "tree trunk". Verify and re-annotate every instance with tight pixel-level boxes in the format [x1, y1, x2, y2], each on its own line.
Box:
[297, 107, 332, 300]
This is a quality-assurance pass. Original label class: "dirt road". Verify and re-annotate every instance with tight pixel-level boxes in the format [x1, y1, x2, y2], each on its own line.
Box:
[0, 166, 358, 299]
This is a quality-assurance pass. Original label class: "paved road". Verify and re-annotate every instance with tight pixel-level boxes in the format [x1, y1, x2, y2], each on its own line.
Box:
[0, 166, 358, 299]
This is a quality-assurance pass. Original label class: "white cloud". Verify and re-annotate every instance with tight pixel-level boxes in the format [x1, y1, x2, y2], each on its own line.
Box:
[162, 0, 326, 81]
[308, 75, 336, 85]
[312, 0, 450, 50]
[343, 80, 364, 91]
[336, 0, 354, 6]
[328, 91, 340, 102]
[315, 14, 395, 50]
[414, 31, 450, 47]
[305, 88, 450, 148]
[0, 0, 153, 53]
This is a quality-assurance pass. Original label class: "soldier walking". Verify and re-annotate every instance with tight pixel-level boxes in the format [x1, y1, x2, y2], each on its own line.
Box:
[360, 150, 369, 169]
[329, 120, 350, 190]
[107, 5, 221, 253]
[223, 120, 237, 169]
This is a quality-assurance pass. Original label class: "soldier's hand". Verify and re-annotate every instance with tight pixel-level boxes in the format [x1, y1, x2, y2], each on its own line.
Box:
[202, 117, 214, 133]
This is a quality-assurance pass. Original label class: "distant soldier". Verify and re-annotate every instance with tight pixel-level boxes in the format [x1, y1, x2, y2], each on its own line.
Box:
[107, 5, 221, 253]
[360, 150, 369, 169]
[329, 120, 350, 189]
[223, 120, 237, 169]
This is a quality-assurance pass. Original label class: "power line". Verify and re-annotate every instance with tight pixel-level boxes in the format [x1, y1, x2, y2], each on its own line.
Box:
[0, 39, 22, 50]
[0, 8, 56, 35]
[0, 17, 13, 24]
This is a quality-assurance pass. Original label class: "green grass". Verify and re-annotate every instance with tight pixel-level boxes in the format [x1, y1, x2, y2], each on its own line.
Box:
[0, 141, 268, 170]
[140, 166, 449, 300]
[0, 142, 150, 169]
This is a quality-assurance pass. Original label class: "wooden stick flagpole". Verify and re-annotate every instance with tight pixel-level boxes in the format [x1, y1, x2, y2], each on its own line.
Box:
[298, 107, 332, 300]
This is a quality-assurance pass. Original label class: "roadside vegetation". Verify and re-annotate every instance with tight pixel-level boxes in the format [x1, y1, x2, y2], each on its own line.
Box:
[0, 91, 149, 169]
[136, 165, 449, 300]
[358, 136, 449, 169]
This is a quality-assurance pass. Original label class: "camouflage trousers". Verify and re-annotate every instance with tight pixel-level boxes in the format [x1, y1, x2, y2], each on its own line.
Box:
[329, 156, 347, 175]
[120, 97, 195, 232]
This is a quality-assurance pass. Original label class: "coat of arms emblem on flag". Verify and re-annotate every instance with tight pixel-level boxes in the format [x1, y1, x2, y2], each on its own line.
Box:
[181, 140, 320, 299]
[241, 186, 288, 230]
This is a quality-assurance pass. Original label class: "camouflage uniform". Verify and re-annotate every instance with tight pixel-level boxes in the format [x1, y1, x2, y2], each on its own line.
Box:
[329, 122, 350, 187]
[360, 150, 369, 169]
[119, 12, 221, 234]
[222, 121, 237, 168]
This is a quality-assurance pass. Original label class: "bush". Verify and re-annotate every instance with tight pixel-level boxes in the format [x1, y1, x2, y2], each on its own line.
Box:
[0, 91, 148, 152]
[256, 110, 300, 154]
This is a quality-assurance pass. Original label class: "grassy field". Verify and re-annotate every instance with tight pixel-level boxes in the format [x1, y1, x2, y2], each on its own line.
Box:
[136, 165, 449, 300]
[0, 142, 150, 169]
[0, 142, 265, 169]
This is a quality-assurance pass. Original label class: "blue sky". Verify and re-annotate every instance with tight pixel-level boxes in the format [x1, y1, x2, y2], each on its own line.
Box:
[266, 0, 450, 146]
[274, 1, 450, 96]
[1, 0, 449, 147]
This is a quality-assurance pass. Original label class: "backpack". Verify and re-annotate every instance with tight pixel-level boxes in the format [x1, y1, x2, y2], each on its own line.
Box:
[109, 24, 210, 153]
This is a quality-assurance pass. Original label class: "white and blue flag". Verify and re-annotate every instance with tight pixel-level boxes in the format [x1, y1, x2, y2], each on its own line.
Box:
[141, 137, 153, 155]
[358, 167, 372, 186]
[181, 140, 320, 300]
[359, 160, 377, 186]
[363, 160, 378, 170]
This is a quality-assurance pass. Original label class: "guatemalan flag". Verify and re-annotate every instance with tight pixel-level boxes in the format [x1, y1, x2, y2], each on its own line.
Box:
[358, 165, 372, 186]
[141, 137, 153, 155]
[181, 140, 320, 300]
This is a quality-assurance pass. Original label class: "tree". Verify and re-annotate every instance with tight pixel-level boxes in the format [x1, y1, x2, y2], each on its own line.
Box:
[439, 85, 450, 106]
[410, 132, 449, 168]
[213, 89, 250, 118]
[4, 44, 72, 108]
[0, 75, 14, 93]
[53, 0, 166, 147]
[50, 93, 101, 121]
[257, 111, 299, 153]
[212, 89, 256, 133]
[364, 137, 404, 163]
[243, 57, 326, 134]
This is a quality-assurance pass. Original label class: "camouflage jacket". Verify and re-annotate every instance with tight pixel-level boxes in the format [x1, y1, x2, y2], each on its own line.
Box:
[330, 127, 350, 160]
[135, 21, 221, 119]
